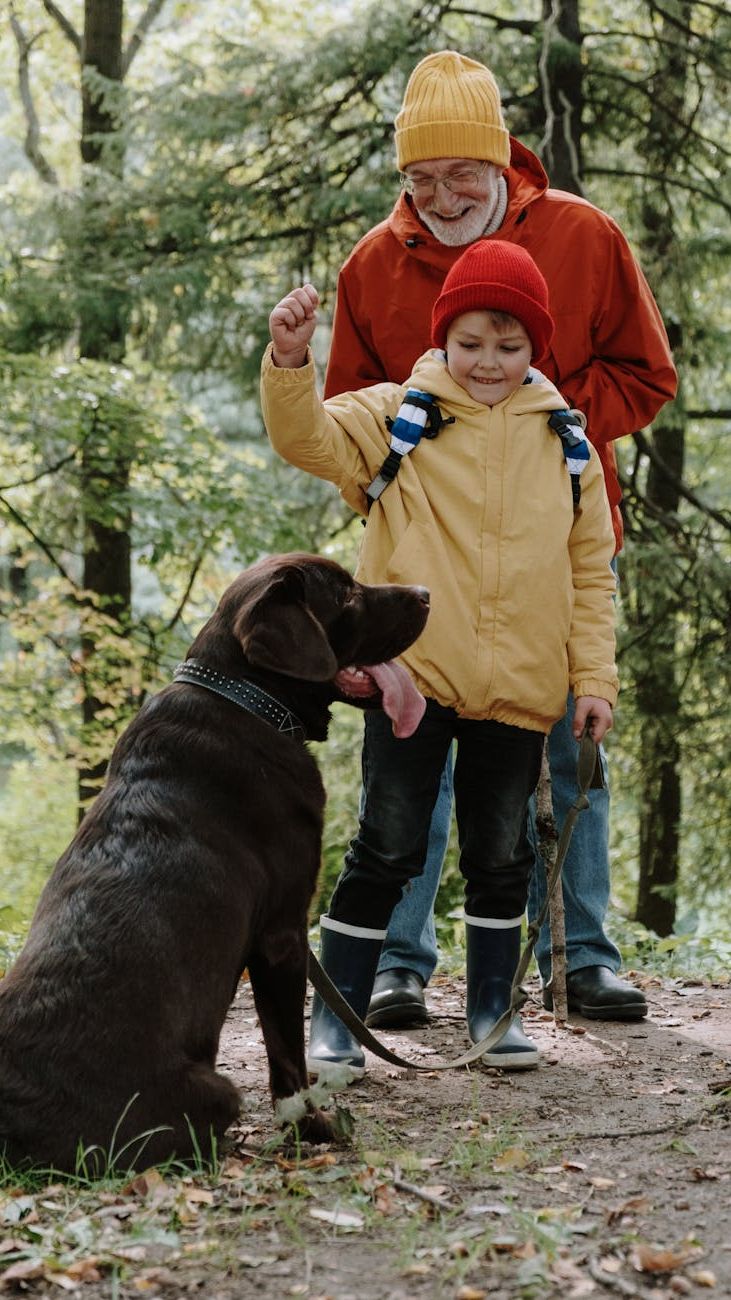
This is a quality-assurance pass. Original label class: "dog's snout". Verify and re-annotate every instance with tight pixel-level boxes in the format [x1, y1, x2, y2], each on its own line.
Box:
[414, 586, 430, 607]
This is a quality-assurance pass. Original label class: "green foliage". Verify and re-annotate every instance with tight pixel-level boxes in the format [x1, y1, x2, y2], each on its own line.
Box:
[0, 755, 75, 961]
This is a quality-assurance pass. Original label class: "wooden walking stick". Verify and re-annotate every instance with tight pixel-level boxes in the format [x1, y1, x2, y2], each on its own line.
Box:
[535, 738, 569, 1021]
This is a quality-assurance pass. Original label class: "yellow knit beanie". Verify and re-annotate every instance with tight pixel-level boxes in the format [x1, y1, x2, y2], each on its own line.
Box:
[395, 50, 510, 171]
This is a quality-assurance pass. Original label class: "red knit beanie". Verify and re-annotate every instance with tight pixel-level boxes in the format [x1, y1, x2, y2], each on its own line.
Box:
[431, 240, 554, 361]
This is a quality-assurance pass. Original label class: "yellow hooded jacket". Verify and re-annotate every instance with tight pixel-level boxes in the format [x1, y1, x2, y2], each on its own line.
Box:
[261, 345, 618, 734]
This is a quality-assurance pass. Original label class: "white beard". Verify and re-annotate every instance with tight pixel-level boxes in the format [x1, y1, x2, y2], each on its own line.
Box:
[414, 176, 508, 248]
[416, 200, 496, 247]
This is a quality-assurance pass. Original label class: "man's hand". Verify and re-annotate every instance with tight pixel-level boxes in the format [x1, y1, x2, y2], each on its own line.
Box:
[573, 696, 613, 743]
[269, 284, 319, 367]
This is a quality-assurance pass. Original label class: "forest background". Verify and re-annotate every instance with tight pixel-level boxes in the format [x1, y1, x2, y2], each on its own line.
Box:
[0, 0, 729, 972]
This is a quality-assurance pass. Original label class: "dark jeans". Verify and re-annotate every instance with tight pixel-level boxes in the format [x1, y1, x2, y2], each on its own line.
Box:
[328, 700, 544, 930]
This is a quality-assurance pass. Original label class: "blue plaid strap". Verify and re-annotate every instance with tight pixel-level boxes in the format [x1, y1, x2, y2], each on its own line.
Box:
[547, 409, 592, 509]
[366, 390, 453, 509]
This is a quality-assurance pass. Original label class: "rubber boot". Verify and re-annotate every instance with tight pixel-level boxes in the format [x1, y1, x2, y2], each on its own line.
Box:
[307, 915, 386, 1082]
[465, 915, 539, 1070]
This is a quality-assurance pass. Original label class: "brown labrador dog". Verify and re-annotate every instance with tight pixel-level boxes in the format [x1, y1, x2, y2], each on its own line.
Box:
[0, 553, 429, 1173]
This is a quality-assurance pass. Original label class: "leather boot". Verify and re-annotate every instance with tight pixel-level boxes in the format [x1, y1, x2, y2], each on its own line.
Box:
[366, 969, 429, 1028]
[543, 965, 647, 1020]
[307, 916, 385, 1082]
[465, 915, 539, 1070]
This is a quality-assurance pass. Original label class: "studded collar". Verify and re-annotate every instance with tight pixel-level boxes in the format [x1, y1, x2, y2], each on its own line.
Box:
[173, 659, 307, 744]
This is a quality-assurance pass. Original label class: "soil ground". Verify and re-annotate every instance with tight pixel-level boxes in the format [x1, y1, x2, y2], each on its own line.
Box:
[1, 971, 729, 1300]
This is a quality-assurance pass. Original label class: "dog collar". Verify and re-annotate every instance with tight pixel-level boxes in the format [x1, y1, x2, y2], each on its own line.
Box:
[173, 659, 306, 744]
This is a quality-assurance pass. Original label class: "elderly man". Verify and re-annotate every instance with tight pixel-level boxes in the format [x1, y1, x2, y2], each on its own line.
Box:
[324, 50, 676, 1028]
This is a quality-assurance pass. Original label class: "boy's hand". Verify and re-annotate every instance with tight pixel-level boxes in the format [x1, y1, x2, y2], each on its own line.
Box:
[573, 696, 613, 743]
[269, 284, 319, 368]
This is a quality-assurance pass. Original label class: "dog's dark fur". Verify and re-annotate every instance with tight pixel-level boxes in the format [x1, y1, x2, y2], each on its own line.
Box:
[0, 554, 428, 1173]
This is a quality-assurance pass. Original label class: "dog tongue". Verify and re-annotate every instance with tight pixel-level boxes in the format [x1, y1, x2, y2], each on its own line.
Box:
[365, 661, 426, 738]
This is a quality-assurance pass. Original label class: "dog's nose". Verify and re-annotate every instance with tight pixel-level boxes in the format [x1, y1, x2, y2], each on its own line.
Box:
[414, 586, 430, 607]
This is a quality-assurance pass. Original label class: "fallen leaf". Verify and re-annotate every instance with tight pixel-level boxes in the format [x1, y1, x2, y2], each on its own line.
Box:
[123, 1170, 170, 1203]
[493, 1146, 530, 1171]
[111, 1246, 148, 1263]
[0, 1259, 45, 1286]
[688, 1271, 716, 1288]
[536, 1204, 582, 1222]
[589, 1176, 615, 1189]
[309, 1207, 364, 1230]
[183, 1187, 214, 1205]
[691, 1167, 719, 1181]
[563, 1159, 587, 1172]
[373, 1184, 397, 1215]
[456, 1288, 487, 1299]
[133, 1268, 178, 1291]
[237, 1254, 278, 1269]
[65, 1257, 103, 1282]
[632, 1243, 693, 1273]
[597, 1255, 622, 1274]
[607, 1195, 652, 1223]
[219, 1156, 250, 1179]
[512, 1241, 537, 1260]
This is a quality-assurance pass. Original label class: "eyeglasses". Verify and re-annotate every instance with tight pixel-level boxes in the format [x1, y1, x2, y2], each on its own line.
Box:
[399, 163, 489, 196]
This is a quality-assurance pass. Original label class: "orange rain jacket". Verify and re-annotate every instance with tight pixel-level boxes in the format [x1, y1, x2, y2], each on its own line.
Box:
[324, 139, 678, 553]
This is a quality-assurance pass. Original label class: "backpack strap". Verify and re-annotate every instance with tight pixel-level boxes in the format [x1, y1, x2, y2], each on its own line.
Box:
[547, 409, 591, 510]
[365, 394, 589, 514]
[366, 389, 454, 509]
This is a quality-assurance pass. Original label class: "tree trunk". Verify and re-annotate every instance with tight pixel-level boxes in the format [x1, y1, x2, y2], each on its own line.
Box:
[539, 0, 583, 196]
[78, 0, 131, 814]
[633, 3, 689, 934]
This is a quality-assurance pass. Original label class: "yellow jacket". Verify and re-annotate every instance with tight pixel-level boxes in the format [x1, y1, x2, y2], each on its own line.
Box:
[261, 345, 618, 734]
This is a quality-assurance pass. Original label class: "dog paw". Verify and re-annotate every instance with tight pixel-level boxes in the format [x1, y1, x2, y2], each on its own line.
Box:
[294, 1107, 336, 1145]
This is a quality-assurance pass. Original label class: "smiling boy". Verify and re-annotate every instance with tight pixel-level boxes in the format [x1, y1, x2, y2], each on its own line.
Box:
[260, 239, 618, 1077]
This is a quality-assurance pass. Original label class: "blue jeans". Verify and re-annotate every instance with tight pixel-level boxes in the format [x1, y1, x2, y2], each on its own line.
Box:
[376, 694, 621, 984]
[328, 701, 544, 930]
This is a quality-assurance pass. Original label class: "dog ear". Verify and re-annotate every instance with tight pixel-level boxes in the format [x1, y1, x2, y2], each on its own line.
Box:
[234, 580, 339, 681]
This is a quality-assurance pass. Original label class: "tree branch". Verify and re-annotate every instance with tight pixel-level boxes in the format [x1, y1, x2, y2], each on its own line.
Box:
[446, 6, 538, 32]
[686, 408, 731, 420]
[0, 450, 78, 493]
[9, 12, 59, 185]
[584, 166, 731, 215]
[0, 494, 77, 587]
[162, 539, 216, 634]
[588, 69, 731, 160]
[632, 430, 731, 533]
[39, 0, 81, 51]
[122, 0, 168, 76]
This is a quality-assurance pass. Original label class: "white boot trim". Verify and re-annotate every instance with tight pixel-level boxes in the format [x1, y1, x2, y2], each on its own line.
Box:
[320, 914, 387, 941]
[464, 913, 523, 930]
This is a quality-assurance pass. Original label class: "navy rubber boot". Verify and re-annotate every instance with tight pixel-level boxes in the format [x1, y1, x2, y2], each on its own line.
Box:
[465, 916, 539, 1070]
[307, 916, 385, 1082]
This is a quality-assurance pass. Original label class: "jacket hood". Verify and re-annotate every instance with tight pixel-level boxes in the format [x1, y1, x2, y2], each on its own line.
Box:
[408, 349, 566, 417]
[386, 137, 549, 269]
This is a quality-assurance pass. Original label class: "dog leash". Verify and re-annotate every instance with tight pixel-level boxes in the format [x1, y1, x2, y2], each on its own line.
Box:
[307, 731, 598, 1072]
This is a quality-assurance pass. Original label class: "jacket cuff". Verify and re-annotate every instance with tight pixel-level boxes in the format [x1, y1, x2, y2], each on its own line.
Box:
[572, 678, 618, 708]
[262, 341, 316, 382]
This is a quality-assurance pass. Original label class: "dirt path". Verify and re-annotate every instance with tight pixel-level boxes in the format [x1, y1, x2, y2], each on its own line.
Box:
[212, 969, 731, 1299]
[1, 972, 728, 1299]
